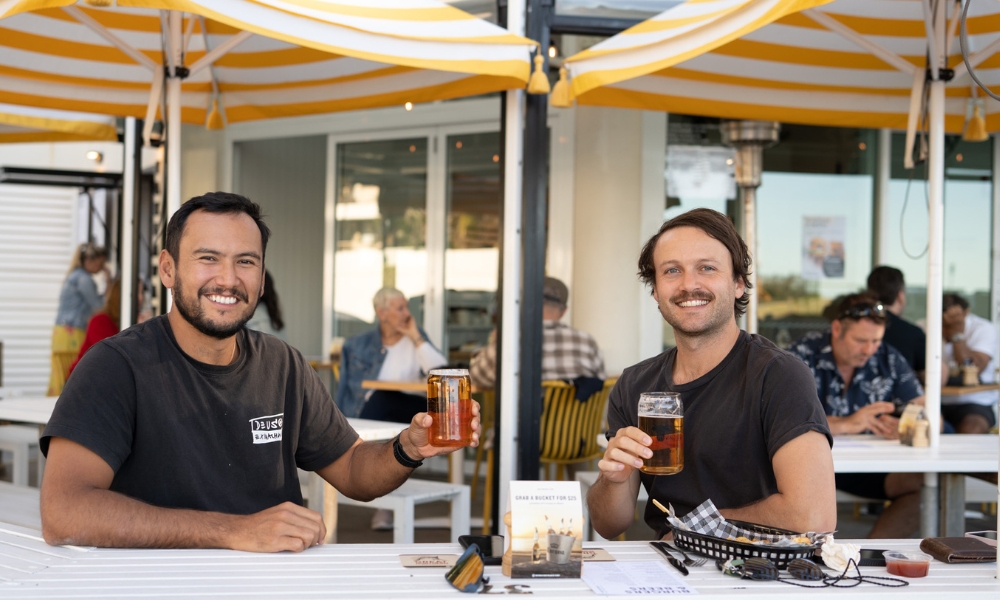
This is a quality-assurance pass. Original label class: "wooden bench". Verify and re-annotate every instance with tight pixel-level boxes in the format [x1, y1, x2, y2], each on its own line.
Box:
[0, 481, 41, 530]
[0, 425, 42, 487]
[337, 479, 470, 544]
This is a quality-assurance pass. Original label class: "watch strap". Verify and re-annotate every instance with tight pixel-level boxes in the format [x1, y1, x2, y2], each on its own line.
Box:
[392, 434, 424, 469]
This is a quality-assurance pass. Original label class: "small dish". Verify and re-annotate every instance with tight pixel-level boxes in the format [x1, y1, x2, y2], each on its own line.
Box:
[883, 550, 931, 578]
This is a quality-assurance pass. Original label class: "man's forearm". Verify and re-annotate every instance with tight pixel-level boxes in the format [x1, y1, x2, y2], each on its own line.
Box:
[42, 485, 236, 548]
[587, 473, 638, 539]
[336, 439, 414, 502]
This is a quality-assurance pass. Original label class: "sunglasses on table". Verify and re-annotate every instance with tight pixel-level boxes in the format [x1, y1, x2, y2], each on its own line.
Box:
[719, 557, 907, 589]
[445, 543, 490, 593]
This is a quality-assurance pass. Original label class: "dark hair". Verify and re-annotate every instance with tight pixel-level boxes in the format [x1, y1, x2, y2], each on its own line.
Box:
[942, 293, 969, 312]
[165, 192, 270, 261]
[867, 266, 905, 306]
[637, 208, 752, 318]
[835, 292, 887, 327]
[262, 270, 284, 331]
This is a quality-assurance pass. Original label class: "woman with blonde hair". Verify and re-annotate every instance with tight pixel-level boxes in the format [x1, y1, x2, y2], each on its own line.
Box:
[68, 279, 121, 377]
[49, 243, 107, 395]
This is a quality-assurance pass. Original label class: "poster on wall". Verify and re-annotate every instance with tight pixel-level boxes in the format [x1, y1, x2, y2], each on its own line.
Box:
[665, 146, 736, 201]
[802, 216, 846, 279]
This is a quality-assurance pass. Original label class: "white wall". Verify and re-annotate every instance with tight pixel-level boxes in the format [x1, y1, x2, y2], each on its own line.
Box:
[180, 124, 224, 200]
[569, 107, 665, 376]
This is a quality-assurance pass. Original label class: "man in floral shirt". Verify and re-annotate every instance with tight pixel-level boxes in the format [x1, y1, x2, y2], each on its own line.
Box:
[789, 293, 924, 538]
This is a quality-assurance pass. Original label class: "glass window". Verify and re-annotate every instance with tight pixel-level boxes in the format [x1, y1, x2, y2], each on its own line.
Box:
[883, 134, 993, 321]
[333, 138, 428, 340]
[445, 132, 501, 365]
[755, 125, 878, 347]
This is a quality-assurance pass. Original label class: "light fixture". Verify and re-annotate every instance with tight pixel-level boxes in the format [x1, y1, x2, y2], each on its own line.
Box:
[86, 151, 103, 163]
[548, 44, 557, 59]
[455, 141, 463, 149]
[956, 153, 964, 162]
[404, 102, 413, 111]
[492, 154, 500, 163]
[409, 144, 416, 153]
[962, 103, 988, 142]
[858, 142, 867, 151]
[725, 158, 734, 165]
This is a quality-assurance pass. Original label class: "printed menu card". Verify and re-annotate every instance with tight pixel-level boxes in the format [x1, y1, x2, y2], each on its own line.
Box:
[508, 480, 584, 579]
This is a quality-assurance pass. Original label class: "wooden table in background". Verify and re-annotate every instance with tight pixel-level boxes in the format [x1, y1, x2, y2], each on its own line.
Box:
[941, 383, 998, 396]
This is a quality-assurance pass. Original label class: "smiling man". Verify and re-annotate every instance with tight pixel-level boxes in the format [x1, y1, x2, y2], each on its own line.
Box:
[587, 208, 835, 540]
[40, 193, 478, 551]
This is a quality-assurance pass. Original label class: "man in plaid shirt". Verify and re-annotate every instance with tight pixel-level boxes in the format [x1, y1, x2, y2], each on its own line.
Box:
[470, 277, 604, 388]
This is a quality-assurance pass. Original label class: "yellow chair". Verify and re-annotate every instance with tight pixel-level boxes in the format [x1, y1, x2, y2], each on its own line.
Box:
[539, 378, 617, 481]
[470, 389, 496, 534]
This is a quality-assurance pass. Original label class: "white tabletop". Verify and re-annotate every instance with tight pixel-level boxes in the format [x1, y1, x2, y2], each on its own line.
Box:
[0, 523, 997, 598]
[0, 397, 405, 443]
[831, 434, 999, 473]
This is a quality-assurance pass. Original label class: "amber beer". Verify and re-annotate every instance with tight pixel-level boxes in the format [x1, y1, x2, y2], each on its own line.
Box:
[427, 369, 474, 447]
[637, 392, 684, 475]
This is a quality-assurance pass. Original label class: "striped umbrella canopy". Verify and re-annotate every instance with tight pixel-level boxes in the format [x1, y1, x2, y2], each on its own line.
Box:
[560, 0, 1000, 137]
[560, 0, 993, 458]
[0, 103, 116, 142]
[0, 0, 536, 129]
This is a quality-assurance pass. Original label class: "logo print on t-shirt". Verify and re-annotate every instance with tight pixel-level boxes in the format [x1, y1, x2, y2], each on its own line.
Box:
[249, 413, 283, 444]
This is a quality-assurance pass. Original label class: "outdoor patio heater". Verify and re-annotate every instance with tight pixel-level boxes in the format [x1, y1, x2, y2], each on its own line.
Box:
[721, 120, 780, 335]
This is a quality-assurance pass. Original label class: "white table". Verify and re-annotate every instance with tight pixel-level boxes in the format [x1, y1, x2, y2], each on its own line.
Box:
[1, 523, 997, 598]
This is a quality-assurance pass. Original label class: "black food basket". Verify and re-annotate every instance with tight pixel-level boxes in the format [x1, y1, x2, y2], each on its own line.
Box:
[673, 520, 820, 569]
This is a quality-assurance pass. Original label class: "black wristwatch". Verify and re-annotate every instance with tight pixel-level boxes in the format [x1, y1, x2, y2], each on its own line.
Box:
[392, 434, 424, 469]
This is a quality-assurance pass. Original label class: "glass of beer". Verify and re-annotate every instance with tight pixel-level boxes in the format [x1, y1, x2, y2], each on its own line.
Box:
[427, 368, 474, 447]
[638, 392, 684, 475]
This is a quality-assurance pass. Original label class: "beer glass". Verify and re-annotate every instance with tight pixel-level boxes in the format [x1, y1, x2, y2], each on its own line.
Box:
[638, 392, 684, 475]
[427, 369, 474, 447]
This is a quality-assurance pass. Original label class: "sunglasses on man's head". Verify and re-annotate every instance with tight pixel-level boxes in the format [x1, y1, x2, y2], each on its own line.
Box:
[445, 543, 489, 593]
[838, 303, 886, 321]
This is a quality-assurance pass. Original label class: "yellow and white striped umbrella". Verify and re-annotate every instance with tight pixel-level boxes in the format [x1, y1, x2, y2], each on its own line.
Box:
[0, 0, 536, 126]
[0, 103, 117, 142]
[561, 0, 1000, 134]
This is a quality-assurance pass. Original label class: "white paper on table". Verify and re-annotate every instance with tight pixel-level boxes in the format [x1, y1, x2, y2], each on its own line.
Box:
[582, 561, 698, 595]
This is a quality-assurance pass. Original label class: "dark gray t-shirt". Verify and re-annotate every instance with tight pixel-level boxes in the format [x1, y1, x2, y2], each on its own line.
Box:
[606, 331, 831, 536]
[42, 315, 359, 515]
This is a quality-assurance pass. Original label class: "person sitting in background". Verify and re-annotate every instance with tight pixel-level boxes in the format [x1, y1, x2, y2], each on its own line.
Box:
[246, 270, 285, 341]
[941, 293, 997, 434]
[867, 266, 926, 377]
[789, 293, 924, 538]
[49, 243, 108, 396]
[68, 280, 121, 377]
[469, 277, 605, 390]
[337, 287, 448, 422]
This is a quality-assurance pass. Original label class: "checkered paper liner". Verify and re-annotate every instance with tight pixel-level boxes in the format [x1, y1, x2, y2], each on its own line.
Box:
[665, 499, 832, 546]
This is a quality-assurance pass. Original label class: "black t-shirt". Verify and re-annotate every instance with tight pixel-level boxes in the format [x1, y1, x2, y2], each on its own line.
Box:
[42, 316, 359, 515]
[606, 332, 832, 537]
[882, 311, 926, 373]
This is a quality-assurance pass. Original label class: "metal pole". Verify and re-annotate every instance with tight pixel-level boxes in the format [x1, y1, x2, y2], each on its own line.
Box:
[517, 0, 550, 482]
[166, 11, 183, 219]
[498, 0, 526, 537]
[743, 184, 758, 334]
[121, 117, 137, 327]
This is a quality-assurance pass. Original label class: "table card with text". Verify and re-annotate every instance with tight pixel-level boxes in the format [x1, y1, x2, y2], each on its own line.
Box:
[508, 480, 584, 579]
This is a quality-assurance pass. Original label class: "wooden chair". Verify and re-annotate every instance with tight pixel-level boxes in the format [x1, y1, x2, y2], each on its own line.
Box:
[470, 389, 495, 534]
[539, 378, 616, 481]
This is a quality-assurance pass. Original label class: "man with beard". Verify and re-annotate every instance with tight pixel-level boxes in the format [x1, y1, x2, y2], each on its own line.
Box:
[587, 209, 835, 540]
[39, 193, 479, 551]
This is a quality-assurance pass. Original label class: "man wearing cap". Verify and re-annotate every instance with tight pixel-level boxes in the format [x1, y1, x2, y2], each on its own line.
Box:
[789, 293, 924, 538]
[470, 276, 605, 389]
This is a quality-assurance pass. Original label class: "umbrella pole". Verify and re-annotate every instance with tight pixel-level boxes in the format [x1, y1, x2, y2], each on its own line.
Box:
[166, 11, 183, 218]
[120, 116, 139, 328]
